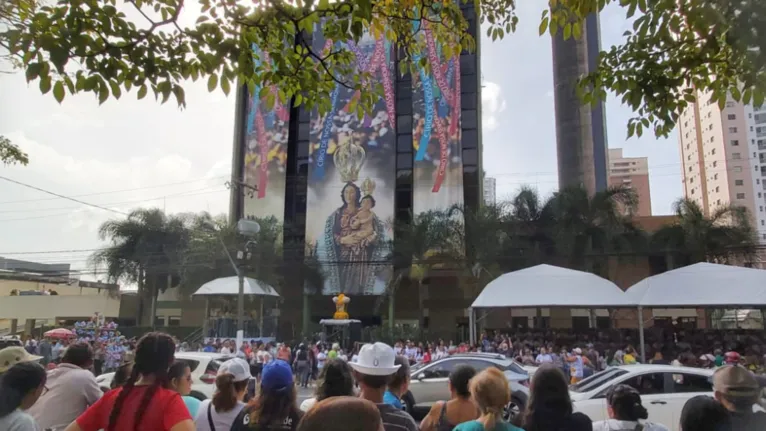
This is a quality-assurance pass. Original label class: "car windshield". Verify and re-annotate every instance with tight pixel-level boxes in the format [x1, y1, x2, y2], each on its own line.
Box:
[569, 368, 628, 393]
[504, 361, 527, 375]
[204, 357, 233, 374]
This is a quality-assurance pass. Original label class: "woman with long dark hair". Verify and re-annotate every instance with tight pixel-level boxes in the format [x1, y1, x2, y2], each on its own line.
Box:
[195, 358, 251, 431]
[420, 365, 478, 431]
[64, 332, 195, 431]
[592, 385, 668, 431]
[299, 358, 355, 412]
[231, 360, 302, 431]
[0, 362, 47, 430]
[520, 365, 592, 431]
[167, 361, 202, 418]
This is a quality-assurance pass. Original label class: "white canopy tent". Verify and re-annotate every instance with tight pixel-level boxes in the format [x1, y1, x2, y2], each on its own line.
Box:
[469, 264, 634, 344]
[626, 262, 766, 361]
[193, 276, 280, 338]
[626, 262, 766, 307]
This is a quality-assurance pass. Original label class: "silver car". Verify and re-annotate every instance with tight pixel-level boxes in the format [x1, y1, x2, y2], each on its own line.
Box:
[402, 353, 530, 421]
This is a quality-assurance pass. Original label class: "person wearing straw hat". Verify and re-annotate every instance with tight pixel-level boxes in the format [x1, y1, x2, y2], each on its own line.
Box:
[0, 346, 42, 375]
[349, 342, 417, 431]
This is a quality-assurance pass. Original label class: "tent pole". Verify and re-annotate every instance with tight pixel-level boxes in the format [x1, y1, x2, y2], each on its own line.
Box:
[203, 298, 209, 340]
[638, 306, 646, 363]
[469, 308, 475, 345]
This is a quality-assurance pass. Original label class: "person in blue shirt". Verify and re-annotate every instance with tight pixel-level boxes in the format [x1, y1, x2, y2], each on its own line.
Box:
[383, 355, 410, 410]
[454, 367, 525, 431]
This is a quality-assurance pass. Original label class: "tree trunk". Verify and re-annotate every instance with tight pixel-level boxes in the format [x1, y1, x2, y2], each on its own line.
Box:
[136, 268, 145, 327]
[417, 279, 426, 341]
[149, 275, 159, 329]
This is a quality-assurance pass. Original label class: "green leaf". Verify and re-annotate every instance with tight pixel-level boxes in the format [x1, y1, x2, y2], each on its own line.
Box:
[221, 76, 231, 96]
[99, 86, 109, 105]
[39, 76, 51, 94]
[539, 17, 549, 36]
[53, 81, 65, 103]
[207, 74, 218, 92]
[137, 84, 148, 100]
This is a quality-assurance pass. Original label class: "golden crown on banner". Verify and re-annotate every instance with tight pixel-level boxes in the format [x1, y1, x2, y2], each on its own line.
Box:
[361, 178, 375, 196]
[334, 141, 366, 183]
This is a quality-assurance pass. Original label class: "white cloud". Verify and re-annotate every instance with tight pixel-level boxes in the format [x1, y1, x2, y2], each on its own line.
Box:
[481, 81, 507, 132]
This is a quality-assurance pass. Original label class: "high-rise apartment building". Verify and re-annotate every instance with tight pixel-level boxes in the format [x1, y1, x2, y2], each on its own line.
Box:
[608, 148, 652, 216]
[551, 13, 609, 196]
[483, 176, 496, 205]
[678, 91, 766, 241]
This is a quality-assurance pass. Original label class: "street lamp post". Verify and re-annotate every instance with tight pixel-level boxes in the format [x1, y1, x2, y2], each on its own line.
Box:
[236, 219, 260, 333]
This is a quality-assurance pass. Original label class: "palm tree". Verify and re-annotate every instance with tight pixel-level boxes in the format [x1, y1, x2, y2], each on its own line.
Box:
[505, 186, 557, 269]
[181, 213, 324, 336]
[90, 208, 189, 327]
[385, 210, 459, 339]
[449, 203, 510, 296]
[547, 185, 646, 276]
[651, 198, 757, 267]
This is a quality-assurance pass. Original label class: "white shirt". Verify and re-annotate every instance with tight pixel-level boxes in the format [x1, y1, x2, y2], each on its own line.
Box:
[0, 409, 42, 431]
[194, 400, 246, 431]
[220, 347, 232, 355]
[536, 354, 553, 364]
[404, 347, 417, 359]
[317, 351, 327, 368]
[27, 364, 103, 431]
[592, 419, 669, 431]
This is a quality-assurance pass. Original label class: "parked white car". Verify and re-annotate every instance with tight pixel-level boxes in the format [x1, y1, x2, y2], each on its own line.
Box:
[96, 352, 236, 399]
[570, 364, 716, 431]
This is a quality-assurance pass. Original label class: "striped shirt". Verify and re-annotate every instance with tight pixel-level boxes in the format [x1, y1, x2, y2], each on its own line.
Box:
[376, 403, 418, 431]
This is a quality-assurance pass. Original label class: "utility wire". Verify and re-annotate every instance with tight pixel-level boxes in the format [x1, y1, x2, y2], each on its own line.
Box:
[0, 175, 127, 216]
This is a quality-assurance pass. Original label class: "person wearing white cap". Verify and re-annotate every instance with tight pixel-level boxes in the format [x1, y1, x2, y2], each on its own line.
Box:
[565, 347, 587, 384]
[350, 342, 418, 431]
[195, 357, 252, 431]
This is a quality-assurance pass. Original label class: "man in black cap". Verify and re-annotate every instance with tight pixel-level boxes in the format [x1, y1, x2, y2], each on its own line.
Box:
[712, 365, 766, 429]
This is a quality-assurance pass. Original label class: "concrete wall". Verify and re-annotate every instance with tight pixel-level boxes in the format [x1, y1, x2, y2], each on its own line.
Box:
[0, 295, 121, 320]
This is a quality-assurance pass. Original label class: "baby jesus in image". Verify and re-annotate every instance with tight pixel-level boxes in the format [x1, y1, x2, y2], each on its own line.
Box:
[349, 195, 377, 249]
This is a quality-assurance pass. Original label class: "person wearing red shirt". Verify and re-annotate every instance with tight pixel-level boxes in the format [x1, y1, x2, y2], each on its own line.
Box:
[422, 349, 432, 364]
[64, 332, 195, 431]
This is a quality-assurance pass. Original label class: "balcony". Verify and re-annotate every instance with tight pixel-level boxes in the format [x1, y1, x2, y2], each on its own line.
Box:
[0, 294, 121, 320]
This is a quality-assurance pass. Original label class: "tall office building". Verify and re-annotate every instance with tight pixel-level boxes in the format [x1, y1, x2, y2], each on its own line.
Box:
[608, 148, 652, 216]
[483, 176, 496, 205]
[678, 91, 766, 241]
[229, 4, 483, 334]
[551, 13, 609, 195]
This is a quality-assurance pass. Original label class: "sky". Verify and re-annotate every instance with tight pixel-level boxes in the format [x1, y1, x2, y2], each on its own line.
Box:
[0, 0, 682, 276]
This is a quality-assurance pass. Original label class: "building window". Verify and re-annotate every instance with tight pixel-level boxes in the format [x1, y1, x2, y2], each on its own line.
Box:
[712, 149, 717, 155]
[714, 173, 719, 180]
[689, 166, 693, 172]
[691, 188, 696, 195]
[732, 152, 741, 160]
[737, 193, 746, 199]
[716, 186, 720, 193]
[729, 127, 738, 133]
[728, 114, 736, 120]
[735, 179, 744, 186]
[761, 206, 764, 212]
[713, 161, 717, 168]
[717, 199, 722, 205]
[731, 140, 739, 146]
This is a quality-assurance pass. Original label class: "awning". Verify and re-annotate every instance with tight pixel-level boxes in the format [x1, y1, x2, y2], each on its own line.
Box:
[626, 262, 766, 307]
[471, 264, 632, 308]
[192, 276, 279, 297]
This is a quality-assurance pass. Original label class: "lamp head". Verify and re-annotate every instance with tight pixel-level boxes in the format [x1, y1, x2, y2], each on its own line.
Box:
[237, 219, 261, 237]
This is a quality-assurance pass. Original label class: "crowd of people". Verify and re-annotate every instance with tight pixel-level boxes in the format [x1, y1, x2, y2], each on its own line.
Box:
[1, 328, 766, 431]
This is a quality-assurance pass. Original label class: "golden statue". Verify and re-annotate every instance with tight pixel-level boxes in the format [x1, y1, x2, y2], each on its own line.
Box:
[333, 294, 351, 319]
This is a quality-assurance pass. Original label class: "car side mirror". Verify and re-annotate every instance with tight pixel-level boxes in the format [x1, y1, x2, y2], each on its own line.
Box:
[417, 373, 426, 381]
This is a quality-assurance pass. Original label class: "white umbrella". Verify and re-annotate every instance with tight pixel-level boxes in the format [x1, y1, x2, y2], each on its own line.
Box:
[192, 276, 279, 297]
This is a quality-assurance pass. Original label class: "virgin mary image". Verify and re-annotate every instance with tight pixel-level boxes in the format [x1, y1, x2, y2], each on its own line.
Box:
[315, 181, 388, 295]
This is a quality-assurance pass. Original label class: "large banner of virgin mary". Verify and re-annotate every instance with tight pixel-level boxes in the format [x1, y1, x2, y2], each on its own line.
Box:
[411, 21, 465, 216]
[242, 43, 291, 223]
[305, 25, 396, 295]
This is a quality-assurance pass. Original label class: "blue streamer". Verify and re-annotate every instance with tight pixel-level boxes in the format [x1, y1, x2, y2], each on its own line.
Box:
[416, 71, 434, 162]
[313, 85, 340, 180]
[246, 43, 264, 135]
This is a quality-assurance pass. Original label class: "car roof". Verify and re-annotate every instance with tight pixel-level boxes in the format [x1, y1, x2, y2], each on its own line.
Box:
[613, 364, 714, 376]
[175, 352, 232, 360]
